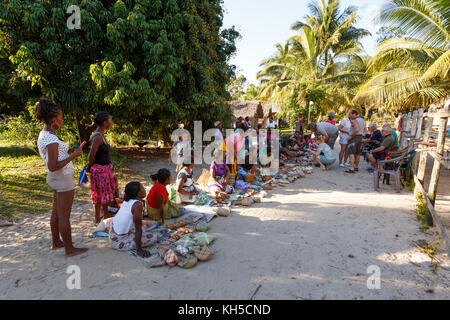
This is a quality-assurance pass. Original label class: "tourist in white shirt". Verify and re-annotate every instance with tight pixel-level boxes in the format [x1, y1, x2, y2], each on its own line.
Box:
[338, 115, 352, 167]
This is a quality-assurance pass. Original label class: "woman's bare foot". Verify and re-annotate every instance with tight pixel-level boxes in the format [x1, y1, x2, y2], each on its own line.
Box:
[65, 247, 89, 258]
[51, 241, 64, 250]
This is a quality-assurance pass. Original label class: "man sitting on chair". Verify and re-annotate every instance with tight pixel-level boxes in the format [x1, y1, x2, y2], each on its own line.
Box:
[366, 124, 397, 173]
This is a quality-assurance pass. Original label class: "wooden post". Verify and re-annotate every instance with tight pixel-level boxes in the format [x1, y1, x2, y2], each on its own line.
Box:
[400, 113, 411, 148]
[414, 117, 434, 226]
[414, 118, 433, 195]
[415, 108, 424, 139]
[428, 115, 448, 206]
[410, 110, 418, 138]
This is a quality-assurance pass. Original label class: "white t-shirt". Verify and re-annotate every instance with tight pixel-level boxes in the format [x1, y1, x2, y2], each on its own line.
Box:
[339, 118, 352, 139]
[267, 121, 277, 129]
[111, 199, 139, 235]
[214, 128, 223, 147]
[318, 143, 336, 161]
[37, 130, 74, 175]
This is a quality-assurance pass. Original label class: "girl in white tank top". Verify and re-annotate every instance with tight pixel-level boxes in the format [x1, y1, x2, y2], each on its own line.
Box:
[109, 182, 157, 256]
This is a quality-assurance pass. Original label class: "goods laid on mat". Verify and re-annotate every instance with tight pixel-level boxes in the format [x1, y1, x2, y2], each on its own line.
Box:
[97, 154, 318, 270]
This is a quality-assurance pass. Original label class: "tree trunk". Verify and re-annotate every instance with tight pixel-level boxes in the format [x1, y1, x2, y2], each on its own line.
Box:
[74, 111, 95, 146]
[159, 126, 173, 148]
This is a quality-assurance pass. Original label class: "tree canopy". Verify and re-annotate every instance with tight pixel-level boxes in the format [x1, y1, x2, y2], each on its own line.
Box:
[257, 0, 370, 123]
[355, 0, 450, 111]
[0, 0, 239, 142]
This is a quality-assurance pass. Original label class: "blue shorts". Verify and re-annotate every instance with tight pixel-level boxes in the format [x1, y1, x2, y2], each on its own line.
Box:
[319, 155, 336, 165]
[339, 136, 348, 145]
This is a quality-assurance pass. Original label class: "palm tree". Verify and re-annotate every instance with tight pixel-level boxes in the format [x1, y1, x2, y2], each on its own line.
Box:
[257, 0, 370, 117]
[355, 0, 450, 110]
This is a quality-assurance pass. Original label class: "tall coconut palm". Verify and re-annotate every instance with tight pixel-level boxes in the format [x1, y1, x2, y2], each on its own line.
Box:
[355, 0, 450, 110]
[257, 0, 370, 115]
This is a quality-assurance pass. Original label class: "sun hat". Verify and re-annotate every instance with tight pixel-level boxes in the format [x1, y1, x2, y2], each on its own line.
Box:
[328, 112, 336, 117]
[214, 121, 221, 127]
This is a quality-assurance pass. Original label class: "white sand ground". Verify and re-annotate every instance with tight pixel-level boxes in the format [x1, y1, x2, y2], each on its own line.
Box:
[1, 151, 449, 300]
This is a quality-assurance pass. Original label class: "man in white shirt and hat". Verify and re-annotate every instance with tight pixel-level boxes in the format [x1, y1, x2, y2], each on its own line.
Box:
[214, 120, 224, 149]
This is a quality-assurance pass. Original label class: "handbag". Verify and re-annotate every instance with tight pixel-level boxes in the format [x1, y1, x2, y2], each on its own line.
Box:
[78, 167, 88, 185]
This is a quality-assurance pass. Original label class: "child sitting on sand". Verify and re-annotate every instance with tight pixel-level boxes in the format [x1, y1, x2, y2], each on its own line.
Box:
[176, 152, 199, 204]
[109, 182, 157, 257]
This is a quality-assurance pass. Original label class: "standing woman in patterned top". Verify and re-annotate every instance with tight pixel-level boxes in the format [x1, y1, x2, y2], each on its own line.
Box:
[87, 111, 115, 224]
[36, 98, 88, 258]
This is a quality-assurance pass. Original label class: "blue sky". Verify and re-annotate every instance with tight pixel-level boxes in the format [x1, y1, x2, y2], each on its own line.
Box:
[222, 0, 384, 85]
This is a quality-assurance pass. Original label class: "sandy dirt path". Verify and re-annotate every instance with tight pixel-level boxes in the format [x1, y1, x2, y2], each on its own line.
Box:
[1, 152, 449, 300]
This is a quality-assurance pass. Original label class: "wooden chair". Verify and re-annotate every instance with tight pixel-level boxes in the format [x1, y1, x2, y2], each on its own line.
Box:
[373, 150, 409, 193]
[381, 147, 408, 185]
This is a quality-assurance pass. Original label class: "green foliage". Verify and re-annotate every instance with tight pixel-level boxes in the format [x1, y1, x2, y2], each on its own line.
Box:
[0, 141, 128, 220]
[280, 83, 325, 127]
[0, 142, 53, 220]
[356, 0, 449, 111]
[0, 104, 79, 146]
[0, 0, 239, 143]
[257, 0, 370, 117]
[415, 193, 430, 230]
[228, 74, 247, 100]
[227, 74, 261, 101]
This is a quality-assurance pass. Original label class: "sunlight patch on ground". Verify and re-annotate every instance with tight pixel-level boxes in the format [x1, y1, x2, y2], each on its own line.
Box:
[375, 249, 433, 266]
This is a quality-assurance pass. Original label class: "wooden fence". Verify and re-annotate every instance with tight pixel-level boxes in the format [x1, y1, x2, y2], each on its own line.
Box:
[398, 98, 449, 255]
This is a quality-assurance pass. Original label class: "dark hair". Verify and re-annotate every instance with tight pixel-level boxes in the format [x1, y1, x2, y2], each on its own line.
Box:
[183, 151, 196, 166]
[350, 109, 358, 115]
[237, 122, 248, 131]
[35, 98, 61, 123]
[124, 182, 142, 201]
[245, 116, 250, 121]
[94, 111, 111, 127]
[151, 168, 171, 184]
[307, 123, 316, 130]
[242, 155, 253, 171]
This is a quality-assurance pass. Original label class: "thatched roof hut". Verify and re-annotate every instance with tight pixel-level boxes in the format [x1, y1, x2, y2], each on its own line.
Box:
[228, 100, 277, 128]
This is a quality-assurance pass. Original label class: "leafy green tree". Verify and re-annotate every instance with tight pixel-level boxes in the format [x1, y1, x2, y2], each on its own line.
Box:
[227, 74, 248, 100]
[0, 0, 239, 143]
[257, 0, 370, 118]
[227, 74, 261, 101]
[356, 0, 449, 111]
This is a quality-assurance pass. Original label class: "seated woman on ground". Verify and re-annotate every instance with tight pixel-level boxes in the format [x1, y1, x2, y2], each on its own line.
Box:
[147, 169, 179, 225]
[176, 151, 199, 204]
[237, 154, 256, 180]
[109, 182, 156, 258]
[290, 131, 305, 150]
[280, 141, 302, 158]
[305, 135, 336, 170]
[208, 148, 232, 198]
[288, 138, 306, 156]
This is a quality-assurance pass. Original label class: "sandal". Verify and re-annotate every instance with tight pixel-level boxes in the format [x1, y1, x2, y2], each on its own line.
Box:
[354, 168, 359, 172]
[345, 169, 355, 173]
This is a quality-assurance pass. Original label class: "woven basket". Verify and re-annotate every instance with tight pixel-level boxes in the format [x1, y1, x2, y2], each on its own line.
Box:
[244, 174, 255, 183]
